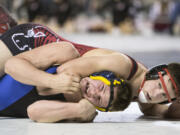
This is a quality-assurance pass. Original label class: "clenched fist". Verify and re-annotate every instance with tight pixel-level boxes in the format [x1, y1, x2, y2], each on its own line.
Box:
[45, 72, 81, 95]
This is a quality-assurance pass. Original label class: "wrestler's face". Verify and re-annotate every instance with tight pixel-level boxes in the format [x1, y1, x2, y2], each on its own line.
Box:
[139, 75, 176, 103]
[80, 77, 117, 108]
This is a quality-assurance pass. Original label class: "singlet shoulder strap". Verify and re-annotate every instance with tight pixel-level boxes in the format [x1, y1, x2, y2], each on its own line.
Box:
[126, 55, 138, 80]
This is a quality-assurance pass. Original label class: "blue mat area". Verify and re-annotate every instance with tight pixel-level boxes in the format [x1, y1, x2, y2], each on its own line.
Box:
[0, 67, 57, 111]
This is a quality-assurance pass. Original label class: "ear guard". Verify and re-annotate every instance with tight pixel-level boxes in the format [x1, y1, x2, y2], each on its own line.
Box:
[90, 71, 126, 112]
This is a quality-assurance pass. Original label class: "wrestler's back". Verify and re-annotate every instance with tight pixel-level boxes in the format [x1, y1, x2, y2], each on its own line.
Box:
[0, 23, 96, 117]
[0, 23, 96, 77]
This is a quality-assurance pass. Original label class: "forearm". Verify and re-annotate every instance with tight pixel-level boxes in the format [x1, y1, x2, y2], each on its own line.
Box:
[138, 103, 169, 117]
[28, 102, 79, 123]
[5, 42, 79, 87]
[27, 100, 96, 123]
[5, 57, 54, 87]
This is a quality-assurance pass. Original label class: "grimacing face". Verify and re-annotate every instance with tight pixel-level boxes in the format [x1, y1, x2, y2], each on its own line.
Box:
[139, 75, 176, 103]
[80, 77, 118, 108]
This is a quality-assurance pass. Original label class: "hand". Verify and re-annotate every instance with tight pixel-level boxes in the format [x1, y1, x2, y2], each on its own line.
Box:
[77, 99, 98, 122]
[165, 97, 180, 119]
[49, 72, 81, 94]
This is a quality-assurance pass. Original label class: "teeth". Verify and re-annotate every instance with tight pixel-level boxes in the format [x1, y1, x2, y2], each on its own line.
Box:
[86, 89, 89, 94]
[138, 91, 148, 103]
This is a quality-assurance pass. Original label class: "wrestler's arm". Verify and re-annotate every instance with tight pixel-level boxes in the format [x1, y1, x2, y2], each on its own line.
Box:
[5, 42, 80, 90]
[139, 100, 180, 119]
[57, 49, 132, 79]
[138, 102, 169, 117]
[27, 99, 97, 123]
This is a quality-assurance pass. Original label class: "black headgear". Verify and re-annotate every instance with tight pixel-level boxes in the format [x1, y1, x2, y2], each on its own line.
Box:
[139, 64, 179, 104]
[145, 64, 168, 80]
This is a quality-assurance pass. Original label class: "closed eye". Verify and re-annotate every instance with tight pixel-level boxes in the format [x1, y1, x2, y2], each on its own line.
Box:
[158, 83, 162, 89]
[162, 93, 167, 98]
[86, 82, 89, 90]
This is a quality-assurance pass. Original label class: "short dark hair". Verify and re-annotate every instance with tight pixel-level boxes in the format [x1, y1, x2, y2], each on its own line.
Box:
[167, 63, 180, 96]
[109, 83, 132, 111]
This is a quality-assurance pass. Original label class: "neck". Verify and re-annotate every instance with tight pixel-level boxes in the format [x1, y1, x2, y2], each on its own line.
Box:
[131, 70, 146, 100]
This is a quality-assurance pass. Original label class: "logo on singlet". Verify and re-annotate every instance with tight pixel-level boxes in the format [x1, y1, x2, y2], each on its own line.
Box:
[11, 26, 46, 51]
[11, 25, 60, 51]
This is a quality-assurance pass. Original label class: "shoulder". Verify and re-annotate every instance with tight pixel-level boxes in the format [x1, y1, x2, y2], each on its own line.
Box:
[82, 48, 118, 57]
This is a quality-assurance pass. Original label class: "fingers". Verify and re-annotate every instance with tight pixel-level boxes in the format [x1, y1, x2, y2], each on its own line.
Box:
[61, 81, 80, 92]
[65, 72, 81, 83]
[65, 86, 81, 94]
[72, 76, 81, 83]
[71, 82, 80, 89]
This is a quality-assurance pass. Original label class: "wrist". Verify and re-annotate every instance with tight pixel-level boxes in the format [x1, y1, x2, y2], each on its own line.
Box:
[76, 99, 97, 122]
[42, 73, 56, 88]
[76, 101, 84, 119]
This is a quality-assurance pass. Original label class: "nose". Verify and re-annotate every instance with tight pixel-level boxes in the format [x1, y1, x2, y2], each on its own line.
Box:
[89, 86, 101, 99]
[88, 84, 98, 95]
[149, 88, 164, 100]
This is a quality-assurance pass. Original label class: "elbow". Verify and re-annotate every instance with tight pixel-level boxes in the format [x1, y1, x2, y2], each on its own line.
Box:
[27, 102, 49, 123]
[27, 104, 42, 122]
[61, 42, 80, 58]
[27, 101, 56, 123]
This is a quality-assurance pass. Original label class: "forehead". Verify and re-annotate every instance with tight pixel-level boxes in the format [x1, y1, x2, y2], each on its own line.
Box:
[163, 75, 175, 91]
[148, 75, 175, 91]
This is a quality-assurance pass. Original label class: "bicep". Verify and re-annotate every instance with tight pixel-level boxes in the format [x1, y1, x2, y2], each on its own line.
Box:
[98, 53, 132, 79]
[57, 53, 132, 78]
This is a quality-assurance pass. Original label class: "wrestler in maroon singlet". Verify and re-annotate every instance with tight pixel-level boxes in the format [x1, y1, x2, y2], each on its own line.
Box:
[0, 23, 96, 56]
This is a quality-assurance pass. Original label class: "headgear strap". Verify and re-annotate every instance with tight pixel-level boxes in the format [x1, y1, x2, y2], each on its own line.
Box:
[138, 77, 145, 94]
[164, 68, 179, 96]
[158, 71, 171, 102]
